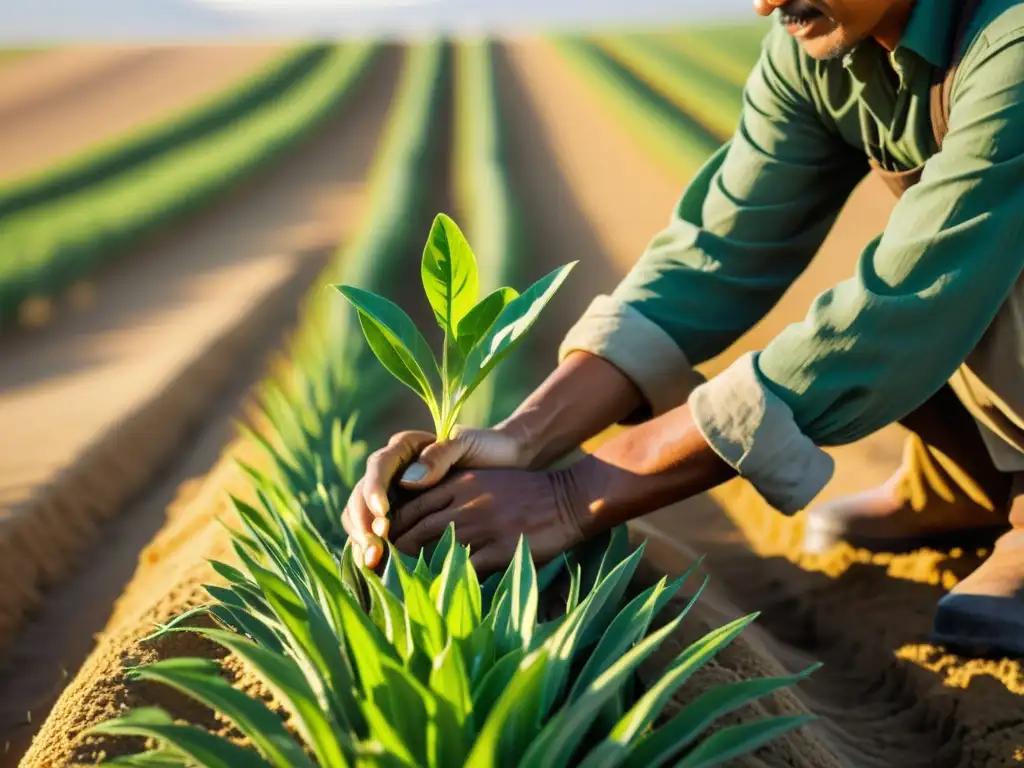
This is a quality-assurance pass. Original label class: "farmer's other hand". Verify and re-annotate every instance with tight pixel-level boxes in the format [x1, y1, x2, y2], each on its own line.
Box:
[341, 426, 530, 568]
[389, 466, 591, 574]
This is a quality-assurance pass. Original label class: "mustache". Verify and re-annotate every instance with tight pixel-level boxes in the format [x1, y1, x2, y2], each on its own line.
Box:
[778, 1, 825, 21]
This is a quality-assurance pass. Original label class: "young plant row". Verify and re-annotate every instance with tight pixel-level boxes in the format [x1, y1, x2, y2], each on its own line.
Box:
[88, 39, 817, 768]
[0, 43, 379, 327]
[236, 40, 453, 549]
[0, 45, 327, 220]
[593, 35, 744, 141]
[656, 26, 767, 89]
[549, 37, 722, 181]
[450, 39, 528, 428]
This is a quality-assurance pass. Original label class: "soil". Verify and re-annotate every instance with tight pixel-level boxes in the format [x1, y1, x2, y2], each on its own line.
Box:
[15, 35, 1024, 768]
[0, 44, 284, 182]
[2, 45, 405, 766]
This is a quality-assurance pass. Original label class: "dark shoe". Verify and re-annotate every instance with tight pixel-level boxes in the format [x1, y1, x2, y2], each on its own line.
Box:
[930, 529, 1024, 657]
[802, 476, 1007, 555]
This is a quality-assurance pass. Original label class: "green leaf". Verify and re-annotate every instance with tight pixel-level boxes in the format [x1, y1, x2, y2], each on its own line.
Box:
[456, 286, 518, 356]
[566, 562, 582, 613]
[430, 639, 472, 726]
[187, 627, 351, 768]
[471, 648, 525, 724]
[339, 539, 368, 610]
[455, 262, 576, 409]
[465, 650, 549, 768]
[363, 567, 414, 661]
[208, 600, 282, 653]
[520, 603, 693, 768]
[568, 574, 683, 703]
[480, 572, 503, 616]
[334, 285, 440, 412]
[204, 584, 247, 612]
[377, 656, 434, 766]
[207, 604, 247, 637]
[536, 553, 566, 593]
[352, 741, 417, 768]
[130, 658, 314, 768]
[337, 587, 400, 697]
[382, 551, 404, 600]
[581, 530, 639, 648]
[208, 559, 254, 589]
[90, 708, 271, 768]
[430, 697, 469, 768]
[421, 213, 480, 336]
[538, 544, 647, 716]
[611, 613, 761, 745]
[230, 495, 286, 559]
[414, 551, 433, 583]
[672, 715, 815, 768]
[361, 701, 417, 766]
[390, 543, 447, 656]
[429, 523, 456, 576]
[246, 564, 362, 737]
[289, 518, 350, 633]
[457, 621, 496, 687]
[490, 536, 537, 655]
[429, 531, 480, 639]
[102, 749, 189, 766]
[625, 666, 821, 768]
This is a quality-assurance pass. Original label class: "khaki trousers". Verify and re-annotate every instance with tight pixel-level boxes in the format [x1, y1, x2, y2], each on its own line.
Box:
[894, 385, 1023, 524]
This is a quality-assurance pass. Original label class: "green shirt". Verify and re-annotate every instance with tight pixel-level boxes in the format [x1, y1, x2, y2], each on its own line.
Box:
[559, 0, 1024, 512]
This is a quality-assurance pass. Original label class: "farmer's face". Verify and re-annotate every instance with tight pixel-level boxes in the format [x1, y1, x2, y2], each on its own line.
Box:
[753, 0, 909, 60]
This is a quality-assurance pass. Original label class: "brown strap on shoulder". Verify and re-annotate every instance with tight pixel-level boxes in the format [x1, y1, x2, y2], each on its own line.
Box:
[930, 0, 985, 149]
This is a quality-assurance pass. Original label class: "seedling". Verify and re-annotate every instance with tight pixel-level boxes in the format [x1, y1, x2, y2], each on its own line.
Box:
[334, 213, 576, 440]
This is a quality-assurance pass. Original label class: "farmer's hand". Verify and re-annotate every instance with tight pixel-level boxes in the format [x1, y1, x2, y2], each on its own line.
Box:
[389, 465, 591, 574]
[342, 425, 531, 568]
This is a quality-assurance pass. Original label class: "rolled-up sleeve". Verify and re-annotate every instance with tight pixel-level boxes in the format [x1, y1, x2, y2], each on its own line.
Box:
[692, 33, 1024, 513]
[559, 24, 865, 509]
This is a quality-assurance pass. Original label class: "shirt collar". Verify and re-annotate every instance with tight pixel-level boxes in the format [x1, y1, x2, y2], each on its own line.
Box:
[841, 0, 958, 85]
[898, 0, 959, 68]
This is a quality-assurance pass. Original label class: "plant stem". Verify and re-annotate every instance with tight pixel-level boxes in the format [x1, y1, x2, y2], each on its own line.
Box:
[440, 328, 451, 440]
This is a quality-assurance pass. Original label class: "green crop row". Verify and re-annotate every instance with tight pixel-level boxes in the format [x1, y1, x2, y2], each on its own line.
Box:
[551, 37, 722, 179]
[85, 38, 816, 768]
[0, 45, 328, 220]
[595, 35, 744, 140]
[0, 43, 378, 326]
[659, 27, 766, 89]
[237, 40, 453, 547]
[451, 39, 528, 428]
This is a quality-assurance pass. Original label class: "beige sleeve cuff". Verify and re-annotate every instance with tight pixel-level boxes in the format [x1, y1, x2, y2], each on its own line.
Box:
[558, 295, 706, 421]
[688, 351, 834, 514]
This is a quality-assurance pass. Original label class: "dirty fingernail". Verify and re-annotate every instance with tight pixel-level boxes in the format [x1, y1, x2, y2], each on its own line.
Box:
[364, 544, 381, 567]
[368, 492, 388, 517]
[401, 462, 428, 483]
[371, 518, 390, 538]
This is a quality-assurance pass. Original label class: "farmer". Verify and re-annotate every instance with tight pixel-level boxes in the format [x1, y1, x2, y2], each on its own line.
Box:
[344, 0, 1024, 657]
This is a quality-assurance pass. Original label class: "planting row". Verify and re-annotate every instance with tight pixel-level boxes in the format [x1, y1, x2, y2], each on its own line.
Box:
[551, 26, 760, 179]
[0, 43, 378, 327]
[58, 38, 816, 768]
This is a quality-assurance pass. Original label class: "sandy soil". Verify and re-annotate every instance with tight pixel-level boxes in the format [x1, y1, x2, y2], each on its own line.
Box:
[0, 46, 405, 766]
[0, 44, 283, 182]
[500, 37, 1023, 767]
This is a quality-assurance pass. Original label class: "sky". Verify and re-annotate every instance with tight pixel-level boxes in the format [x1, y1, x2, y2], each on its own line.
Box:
[0, 0, 755, 44]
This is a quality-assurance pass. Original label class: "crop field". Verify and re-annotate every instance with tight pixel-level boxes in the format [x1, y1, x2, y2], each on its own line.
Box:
[0, 23, 1021, 768]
